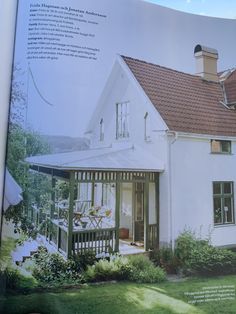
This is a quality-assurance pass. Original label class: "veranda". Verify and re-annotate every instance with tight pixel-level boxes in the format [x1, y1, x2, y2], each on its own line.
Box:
[29, 165, 160, 258]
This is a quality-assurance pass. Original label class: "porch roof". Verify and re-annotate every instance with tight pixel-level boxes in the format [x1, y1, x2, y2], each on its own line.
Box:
[25, 145, 164, 172]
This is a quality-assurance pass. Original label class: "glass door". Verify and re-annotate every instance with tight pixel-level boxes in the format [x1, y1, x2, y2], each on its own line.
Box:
[134, 182, 144, 242]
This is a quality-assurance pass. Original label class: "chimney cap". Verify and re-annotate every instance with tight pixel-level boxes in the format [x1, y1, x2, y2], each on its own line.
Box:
[194, 44, 218, 56]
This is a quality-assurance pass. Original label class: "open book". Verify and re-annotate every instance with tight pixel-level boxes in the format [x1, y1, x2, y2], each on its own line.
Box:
[1, 0, 236, 311]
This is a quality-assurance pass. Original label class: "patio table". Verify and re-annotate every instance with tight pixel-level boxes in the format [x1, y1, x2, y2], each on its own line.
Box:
[87, 215, 106, 228]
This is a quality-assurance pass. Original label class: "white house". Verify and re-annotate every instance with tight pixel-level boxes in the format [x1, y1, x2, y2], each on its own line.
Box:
[26, 44, 236, 257]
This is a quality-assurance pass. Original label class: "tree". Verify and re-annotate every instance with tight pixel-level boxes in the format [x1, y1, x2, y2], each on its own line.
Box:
[3, 66, 52, 238]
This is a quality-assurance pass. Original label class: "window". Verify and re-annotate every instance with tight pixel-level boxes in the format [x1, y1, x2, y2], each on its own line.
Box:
[135, 182, 144, 221]
[213, 182, 234, 225]
[116, 101, 130, 139]
[100, 118, 104, 141]
[211, 140, 231, 154]
[144, 112, 151, 141]
[102, 183, 114, 207]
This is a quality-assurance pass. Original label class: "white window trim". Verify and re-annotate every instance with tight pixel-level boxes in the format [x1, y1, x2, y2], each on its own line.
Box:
[116, 101, 130, 139]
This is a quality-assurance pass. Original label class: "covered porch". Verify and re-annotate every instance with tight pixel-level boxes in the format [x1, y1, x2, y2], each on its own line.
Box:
[26, 146, 164, 258]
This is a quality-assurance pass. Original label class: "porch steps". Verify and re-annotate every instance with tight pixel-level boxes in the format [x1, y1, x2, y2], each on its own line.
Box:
[11, 238, 46, 265]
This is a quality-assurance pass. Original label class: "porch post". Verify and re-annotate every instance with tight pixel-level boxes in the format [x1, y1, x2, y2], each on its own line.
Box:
[67, 171, 75, 259]
[144, 173, 149, 251]
[115, 173, 121, 252]
[155, 173, 160, 249]
[91, 182, 95, 206]
[50, 177, 56, 219]
[49, 176, 56, 242]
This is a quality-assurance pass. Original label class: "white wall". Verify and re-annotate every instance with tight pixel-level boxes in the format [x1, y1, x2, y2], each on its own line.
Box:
[88, 59, 168, 153]
[171, 135, 236, 247]
[87, 59, 171, 245]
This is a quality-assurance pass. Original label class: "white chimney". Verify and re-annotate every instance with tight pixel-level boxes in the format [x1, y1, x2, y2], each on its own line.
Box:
[194, 44, 219, 82]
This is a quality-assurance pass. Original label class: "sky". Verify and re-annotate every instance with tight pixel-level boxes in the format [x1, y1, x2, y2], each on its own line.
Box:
[145, 0, 236, 19]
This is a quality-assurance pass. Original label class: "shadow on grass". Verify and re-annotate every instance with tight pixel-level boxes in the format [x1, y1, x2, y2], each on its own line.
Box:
[124, 285, 203, 314]
[0, 282, 205, 314]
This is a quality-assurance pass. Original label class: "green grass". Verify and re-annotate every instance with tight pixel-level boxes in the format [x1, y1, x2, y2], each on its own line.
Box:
[1, 275, 236, 314]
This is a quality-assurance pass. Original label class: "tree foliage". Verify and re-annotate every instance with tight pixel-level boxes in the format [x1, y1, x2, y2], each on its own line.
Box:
[4, 66, 51, 238]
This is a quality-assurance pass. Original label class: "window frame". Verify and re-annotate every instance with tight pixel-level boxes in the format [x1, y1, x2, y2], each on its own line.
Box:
[116, 101, 130, 139]
[213, 181, 235, 226]
[99, 118, 104, 142]
[211, 139, 232, 154]
[144, 112, 151, 141]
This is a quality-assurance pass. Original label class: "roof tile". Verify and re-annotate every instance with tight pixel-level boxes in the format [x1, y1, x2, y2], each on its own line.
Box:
[122, 56, 236, 137]
[224, 69, 236, 104]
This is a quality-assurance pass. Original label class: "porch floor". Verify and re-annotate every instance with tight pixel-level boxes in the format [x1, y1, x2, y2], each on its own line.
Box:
[119, 239, 145, 255]
[11, 236, 146, 264]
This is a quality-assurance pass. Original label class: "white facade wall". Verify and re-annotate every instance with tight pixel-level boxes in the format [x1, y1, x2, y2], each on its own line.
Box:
[85, 57, 236, 248]
[171, 135, 236, 247]
[87, 59, 171, 245]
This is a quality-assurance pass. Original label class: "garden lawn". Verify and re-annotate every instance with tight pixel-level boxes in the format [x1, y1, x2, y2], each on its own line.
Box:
[1, 275, 236, 314]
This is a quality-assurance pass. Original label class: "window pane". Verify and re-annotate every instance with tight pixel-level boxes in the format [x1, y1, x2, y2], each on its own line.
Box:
[214, 198, 222, 224]
[135, 183, 144, 221]
[224, 197, 233, 223]
[117, 103, 121, 116]
[211, 140, 231, 153]
[221, 141, 231, 153]
[116, 102, 130, 139]
[213, 183, 221, 195]
[224, 182, 232, 194]
[211, 140, 221, 153]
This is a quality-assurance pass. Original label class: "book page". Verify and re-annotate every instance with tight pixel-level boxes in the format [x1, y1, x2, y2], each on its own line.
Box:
[1, 0, 236, 312]
[0, 0, 18, 227]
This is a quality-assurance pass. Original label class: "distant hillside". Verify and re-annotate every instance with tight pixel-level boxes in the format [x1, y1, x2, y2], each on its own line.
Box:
[42, 135, 89, 153]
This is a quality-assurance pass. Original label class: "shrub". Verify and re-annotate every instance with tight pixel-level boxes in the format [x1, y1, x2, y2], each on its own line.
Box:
[150, 247, 180, 274]
[128, 255, 166, 283]
[32, 248, 82, 285]
[174, 230, 236, 276]
[33, 249, 67, 282]
[129, 265, 166, 283]
[85, 258, 119, 281]
[187, 246, 236, 276]
[175, 230, 208, 266]
[71, 251, 97, 271]
[85, 254, 166, 283]
[128, 254, 153, 270]
[0, 267, 37, 292]
[4, 267, 20, 290]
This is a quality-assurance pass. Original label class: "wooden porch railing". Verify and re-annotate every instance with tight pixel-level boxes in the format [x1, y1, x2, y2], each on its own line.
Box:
[149, 224, 158, 249]
[46, 220, 157, 256]
[72, 228, 116, 255]
[47, 220, 116, 256]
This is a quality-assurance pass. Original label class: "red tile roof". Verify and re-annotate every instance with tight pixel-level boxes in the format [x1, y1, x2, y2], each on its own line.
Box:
[224, 69, 236, 105]
[122, 56, 236, 137]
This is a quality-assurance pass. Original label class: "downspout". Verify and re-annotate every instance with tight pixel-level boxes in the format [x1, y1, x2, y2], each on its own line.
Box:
[167, 131, 178, 250]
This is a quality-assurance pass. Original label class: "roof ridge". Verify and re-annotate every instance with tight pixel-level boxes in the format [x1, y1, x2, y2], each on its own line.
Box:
[120, 55, 236, 84]
[120, 55, 220, 83]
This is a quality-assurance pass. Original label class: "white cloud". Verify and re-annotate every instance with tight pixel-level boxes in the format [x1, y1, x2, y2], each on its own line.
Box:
[186, 0, 191, 3]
